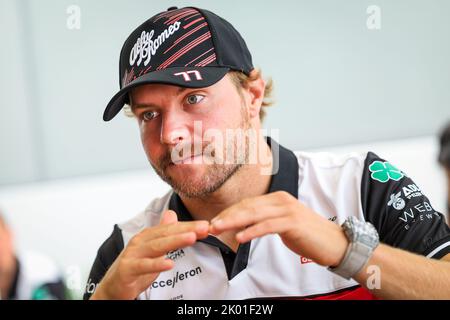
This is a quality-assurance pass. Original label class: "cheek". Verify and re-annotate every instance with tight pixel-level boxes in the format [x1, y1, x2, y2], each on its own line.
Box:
[208, 97, 244, 129]
[139, 122, 162, 162]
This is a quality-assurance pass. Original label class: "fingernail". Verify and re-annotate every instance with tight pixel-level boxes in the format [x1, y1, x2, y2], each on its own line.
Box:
[198, 223, 209, 232]
[236, 232, 245, 242]
[212, 219, 223, 228]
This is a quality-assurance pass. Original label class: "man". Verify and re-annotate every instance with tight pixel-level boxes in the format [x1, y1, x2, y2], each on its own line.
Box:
[85, 6, 450, 300]
[0, 212, 67, 300]
[438, 122, 450, 223]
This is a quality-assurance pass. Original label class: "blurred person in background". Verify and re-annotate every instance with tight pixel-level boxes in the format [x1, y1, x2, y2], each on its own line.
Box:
[0, 211, 68, 300]
[438, 121, 450, 224]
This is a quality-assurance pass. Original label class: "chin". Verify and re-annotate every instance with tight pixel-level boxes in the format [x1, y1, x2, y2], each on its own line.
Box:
[170, 177, 217, 198]
[168, 162, 207, 178]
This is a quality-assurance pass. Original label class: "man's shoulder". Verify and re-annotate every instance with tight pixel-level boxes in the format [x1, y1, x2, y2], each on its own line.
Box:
[293, 149, 370, 169]
[292, 150, 397, 185]
[84, 189, 175, 300]
[117, 189, 174, 244]
[292, 150, 374, 187]
[96, 189, 173, 258]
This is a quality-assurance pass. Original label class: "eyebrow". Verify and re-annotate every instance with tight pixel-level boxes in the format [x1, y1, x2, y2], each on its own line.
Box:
[131, 103, 159, 110]
[130, 87, 189, 110]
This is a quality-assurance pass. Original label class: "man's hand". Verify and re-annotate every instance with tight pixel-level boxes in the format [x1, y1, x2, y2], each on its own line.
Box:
[90, 210, 209, 300]
[209, 191, 349, 267]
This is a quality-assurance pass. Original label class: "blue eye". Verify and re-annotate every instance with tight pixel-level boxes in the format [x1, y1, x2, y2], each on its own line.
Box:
[186, 94, 204, 105]
[142, 111, 158, 121]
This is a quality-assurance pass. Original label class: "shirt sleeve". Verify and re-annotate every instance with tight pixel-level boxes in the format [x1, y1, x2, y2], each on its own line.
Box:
[83, 224, 124, 300]
[361, 152, 450, 259]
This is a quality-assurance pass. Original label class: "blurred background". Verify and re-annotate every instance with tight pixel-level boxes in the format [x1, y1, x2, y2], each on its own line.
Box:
[0, 0, 449, 298]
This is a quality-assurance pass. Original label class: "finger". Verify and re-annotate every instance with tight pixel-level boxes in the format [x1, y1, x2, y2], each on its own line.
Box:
[209, 204, 286, 235]
[235, 217, 292, 243]
[138, 220, 209, 243]
[209, 192, 293, 234]
[160, 210, 178, 225]
[137, 231, 197, 258]
[129, 256, 174, 277]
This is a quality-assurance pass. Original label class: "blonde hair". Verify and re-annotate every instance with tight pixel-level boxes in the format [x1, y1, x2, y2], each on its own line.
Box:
[228, 68, 274, 122]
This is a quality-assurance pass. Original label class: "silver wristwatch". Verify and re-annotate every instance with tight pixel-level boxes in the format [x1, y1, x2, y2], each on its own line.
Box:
[328, 216, 380, 280]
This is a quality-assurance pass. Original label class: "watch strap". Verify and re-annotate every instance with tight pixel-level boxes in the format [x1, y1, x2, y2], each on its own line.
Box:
[328, 240, 375, 280]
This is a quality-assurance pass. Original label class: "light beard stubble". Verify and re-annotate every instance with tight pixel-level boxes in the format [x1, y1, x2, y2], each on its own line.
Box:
[150, 107, 251, 198]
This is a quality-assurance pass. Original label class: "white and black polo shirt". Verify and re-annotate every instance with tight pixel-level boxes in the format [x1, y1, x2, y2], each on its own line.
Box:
[84, 138, 450, 300]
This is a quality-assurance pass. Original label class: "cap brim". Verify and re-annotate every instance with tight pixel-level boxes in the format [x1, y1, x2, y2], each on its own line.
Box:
[103, 66, 230, 121]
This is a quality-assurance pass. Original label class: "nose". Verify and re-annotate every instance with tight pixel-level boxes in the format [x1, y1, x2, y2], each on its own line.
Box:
[160, 110, 191, 146]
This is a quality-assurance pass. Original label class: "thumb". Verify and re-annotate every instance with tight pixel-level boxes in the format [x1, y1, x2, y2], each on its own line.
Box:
[160, 210, 178, 225]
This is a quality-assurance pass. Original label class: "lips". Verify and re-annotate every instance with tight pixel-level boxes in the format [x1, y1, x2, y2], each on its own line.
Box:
[172, 153, 203, 165]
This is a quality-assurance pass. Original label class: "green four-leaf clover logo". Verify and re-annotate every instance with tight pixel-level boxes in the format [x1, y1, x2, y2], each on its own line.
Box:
[369, 161, 404, 183]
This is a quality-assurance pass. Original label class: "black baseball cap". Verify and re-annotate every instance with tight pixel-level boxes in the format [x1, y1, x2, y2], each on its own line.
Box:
[103, 6, 254, 121]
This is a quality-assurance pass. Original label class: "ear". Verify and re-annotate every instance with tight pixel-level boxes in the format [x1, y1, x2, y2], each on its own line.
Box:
[245, 70, 265, 120]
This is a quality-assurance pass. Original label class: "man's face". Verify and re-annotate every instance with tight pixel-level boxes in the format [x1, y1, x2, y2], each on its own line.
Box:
[130, 74, 253, 198]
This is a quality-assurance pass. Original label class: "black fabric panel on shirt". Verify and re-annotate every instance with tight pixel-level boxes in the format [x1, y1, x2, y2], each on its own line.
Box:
[168, 136, 299, 280]
[83, 224, 124, 300]
[266, 137, 299, 198]
[361, 152, 450, 258]
[220, 249, 236, 279]
[6, 257, 20, 300]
